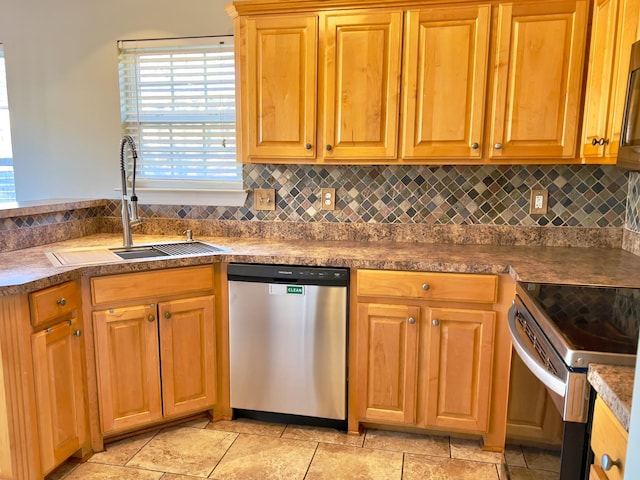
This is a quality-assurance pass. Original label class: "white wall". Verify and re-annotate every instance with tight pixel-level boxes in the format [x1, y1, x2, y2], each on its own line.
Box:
[626, 338, 640, 477]
[0, 0, 233, 201]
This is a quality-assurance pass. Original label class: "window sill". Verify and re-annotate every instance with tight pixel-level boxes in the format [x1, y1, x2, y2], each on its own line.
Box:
[116, 188, 247, 207]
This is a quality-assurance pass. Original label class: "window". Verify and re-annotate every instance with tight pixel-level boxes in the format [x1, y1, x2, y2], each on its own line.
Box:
[118, 36, 244, 206]
[0, 45, 16, 202]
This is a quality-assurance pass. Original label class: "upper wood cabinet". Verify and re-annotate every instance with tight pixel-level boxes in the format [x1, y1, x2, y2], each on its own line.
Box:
[320, 11, 403, 161]
[242, 14, 318, 159]
[237, 9, 402, 162]
[230, 0, 590, 165]
[489, 0, 589, 160]
[401, 5, 491, 159]
[581, 0, 640, 163]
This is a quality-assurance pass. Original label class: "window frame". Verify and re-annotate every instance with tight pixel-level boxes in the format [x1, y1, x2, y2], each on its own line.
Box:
[117, 36, 245, 206]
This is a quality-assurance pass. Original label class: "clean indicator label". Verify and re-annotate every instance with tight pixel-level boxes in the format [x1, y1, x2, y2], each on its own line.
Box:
[268, 284, 305, 296]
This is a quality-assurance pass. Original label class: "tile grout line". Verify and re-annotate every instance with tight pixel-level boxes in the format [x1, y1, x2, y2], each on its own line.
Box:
[302, 442, 321, 480]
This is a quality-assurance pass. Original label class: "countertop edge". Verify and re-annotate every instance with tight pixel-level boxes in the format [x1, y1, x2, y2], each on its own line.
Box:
[588, 363, 635, 431]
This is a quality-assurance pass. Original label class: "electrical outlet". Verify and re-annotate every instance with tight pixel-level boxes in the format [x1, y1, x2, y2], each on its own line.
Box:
[530, 189, 548, 215]
[321, 188, 336, 211]
[255, 188, 275, 211]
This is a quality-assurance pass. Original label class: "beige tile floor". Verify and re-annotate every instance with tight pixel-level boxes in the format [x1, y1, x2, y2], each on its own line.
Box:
[46, 418, 561, 480]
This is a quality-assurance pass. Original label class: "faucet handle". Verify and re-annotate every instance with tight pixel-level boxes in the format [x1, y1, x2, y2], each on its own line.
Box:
[183, 229, 193, 241]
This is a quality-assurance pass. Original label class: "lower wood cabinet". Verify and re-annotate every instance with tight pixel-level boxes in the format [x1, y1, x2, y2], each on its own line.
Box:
[93, 295, 216, 435]
[590, 396, 627, 480]
[506, 352, 563, 447]
[90, 266, 218, 436]
[356, 303, 420, 424]
[31, 319, 85, 475]
[29, 281, 86, 477]
[353, 269, 509, 445]
[425, 307, 495, 432]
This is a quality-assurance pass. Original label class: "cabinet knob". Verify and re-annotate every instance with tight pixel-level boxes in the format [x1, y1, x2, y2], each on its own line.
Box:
[494, 143, 503, 150]
[432, 319, 440, 326]
[471, 142, 479, 150]
[305, 143, 312, 150]
[408, 317, 416, 324]
[164, 312, 172, 319]
[422, 283, 430, 291]
[601, 454, 621, 471]
[56, 298, 66, 307]
[148, 315, 155, 322]
[73, 330, 82, 337]
[326, 144, 333, 151]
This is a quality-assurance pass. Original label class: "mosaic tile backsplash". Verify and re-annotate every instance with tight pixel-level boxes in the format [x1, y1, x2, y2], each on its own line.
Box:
[125, 164, 629, 227]
[1, 163, 635, 253]
[625, 171, 640, 232]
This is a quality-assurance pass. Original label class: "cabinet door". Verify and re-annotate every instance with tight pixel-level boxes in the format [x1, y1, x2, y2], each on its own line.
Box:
[356, 303, 419, 424]
[243, 14, 318, 160]
[320, 11, 403, 161]
[425, 307, 495, 432]
[31, 320, 83, 475]
[583, 0, 640, 162]
[506, 352, 563, 446]
[402, 5, 490, 159]
[581, 0, 619, 160]
[159, 296, 217, 417]
[490, 0, 588, 159]
[93, 304, 162, 434]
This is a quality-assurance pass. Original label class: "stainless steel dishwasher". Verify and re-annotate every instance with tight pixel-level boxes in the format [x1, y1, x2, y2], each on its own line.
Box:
[228, 263, 348, 421]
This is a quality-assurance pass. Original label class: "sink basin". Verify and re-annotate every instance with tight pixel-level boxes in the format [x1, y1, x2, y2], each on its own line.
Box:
[47, 241, 228, 266]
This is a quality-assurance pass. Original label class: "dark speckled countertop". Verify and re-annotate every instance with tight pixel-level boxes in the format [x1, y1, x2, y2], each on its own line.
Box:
[588, 364, 635, 431]
[1, 232, 638, 427]
[3, 232, 640, 295]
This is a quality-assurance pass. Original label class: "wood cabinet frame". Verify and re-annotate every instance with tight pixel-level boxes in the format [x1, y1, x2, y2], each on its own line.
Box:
[349, 269, 515, 452]
[230, 0, 590, 165]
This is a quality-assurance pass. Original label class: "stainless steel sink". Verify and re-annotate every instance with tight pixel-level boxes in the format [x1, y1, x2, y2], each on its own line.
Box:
[47, 241, 228, 266]
[111, 241, 226, 260]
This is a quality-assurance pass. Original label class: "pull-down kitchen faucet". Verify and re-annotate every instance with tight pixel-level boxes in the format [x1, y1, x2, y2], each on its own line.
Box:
[120, 135, 142, 247]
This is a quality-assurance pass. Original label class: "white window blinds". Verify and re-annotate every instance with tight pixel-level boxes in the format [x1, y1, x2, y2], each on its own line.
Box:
[118, 36, 241, 192]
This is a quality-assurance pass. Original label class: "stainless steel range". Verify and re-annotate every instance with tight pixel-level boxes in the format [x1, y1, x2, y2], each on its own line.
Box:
[508, 281, 639, 480]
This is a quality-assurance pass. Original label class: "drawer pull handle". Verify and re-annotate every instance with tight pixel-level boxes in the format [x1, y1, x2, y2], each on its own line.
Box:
[408, 317, 416, 324]
[494, 143, 503, 150]
[73, 330, 82, 337]
[148, 315, 155, 323]
[592, 137, 610, 146]
[165, 312, 172, 320]
[602, 454, 621, 471]
[305, 143, 312, 150]
[471, 142, 479, 150]
[432, 319, 440, 326]
[56, 298, 67, 307]
[422, 283, 430, 291]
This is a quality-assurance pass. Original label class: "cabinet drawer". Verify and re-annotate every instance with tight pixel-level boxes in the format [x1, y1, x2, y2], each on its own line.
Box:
[591, 396, 627, 480]
[91, 266, 214, 306]
[29, 281, 79, 328]
[357, 270, 498, 303]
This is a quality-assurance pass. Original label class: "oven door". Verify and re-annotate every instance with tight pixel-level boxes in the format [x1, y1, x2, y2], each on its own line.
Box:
[508, 296, 590, 423]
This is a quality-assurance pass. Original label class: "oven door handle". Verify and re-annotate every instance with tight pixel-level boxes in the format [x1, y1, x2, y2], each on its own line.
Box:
[508, 305, 566, 397]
